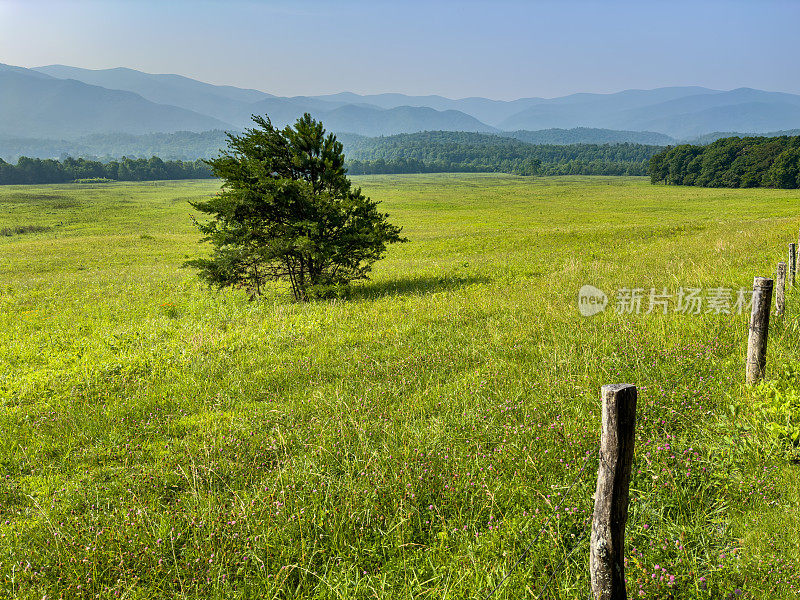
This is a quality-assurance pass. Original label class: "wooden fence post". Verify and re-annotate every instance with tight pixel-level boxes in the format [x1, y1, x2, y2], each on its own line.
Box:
[746, 277, 773, 385]
[776, 262, 787, 316]
[590, 384, 637, 600]
[790, 243, 797, 288]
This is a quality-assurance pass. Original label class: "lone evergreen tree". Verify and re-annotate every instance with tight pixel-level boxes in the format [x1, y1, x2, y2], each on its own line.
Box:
[187, 114, 406, 301]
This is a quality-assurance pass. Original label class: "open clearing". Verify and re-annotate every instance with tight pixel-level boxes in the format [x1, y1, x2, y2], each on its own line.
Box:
[2, 174, 800, 598]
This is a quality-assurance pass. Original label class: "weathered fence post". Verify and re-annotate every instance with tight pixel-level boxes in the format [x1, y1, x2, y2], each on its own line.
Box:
[776, 262, 787, 316]
[590, 384, 637, 600]
[746, 277, 773, 385]
[790, 243, 797, 288]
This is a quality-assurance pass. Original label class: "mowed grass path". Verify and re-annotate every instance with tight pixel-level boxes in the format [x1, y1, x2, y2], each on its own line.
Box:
[2, 174, 800, 599]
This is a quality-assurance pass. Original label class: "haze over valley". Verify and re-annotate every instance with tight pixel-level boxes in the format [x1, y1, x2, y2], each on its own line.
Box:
[3, 62, 800, 161]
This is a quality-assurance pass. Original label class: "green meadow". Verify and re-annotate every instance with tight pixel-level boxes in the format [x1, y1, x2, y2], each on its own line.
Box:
[2, 174, 800, 599]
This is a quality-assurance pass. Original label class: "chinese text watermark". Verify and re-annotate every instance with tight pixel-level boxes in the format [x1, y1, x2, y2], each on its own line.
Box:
[578, 285, 754, 317]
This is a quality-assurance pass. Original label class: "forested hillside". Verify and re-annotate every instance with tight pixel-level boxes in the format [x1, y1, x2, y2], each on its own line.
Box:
[342, 131, 661, 175]
[649, 135, 800, 188]
[501, 127, 674, 146]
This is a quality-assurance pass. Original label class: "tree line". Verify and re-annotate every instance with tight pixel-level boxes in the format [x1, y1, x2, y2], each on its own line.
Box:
[0, 156, 213, 185]
[345, 157, 648, 176]
[649, 135, 800, 188]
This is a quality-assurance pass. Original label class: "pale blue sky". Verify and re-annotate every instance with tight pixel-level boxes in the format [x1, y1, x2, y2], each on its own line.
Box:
[1, 0, 798, 99]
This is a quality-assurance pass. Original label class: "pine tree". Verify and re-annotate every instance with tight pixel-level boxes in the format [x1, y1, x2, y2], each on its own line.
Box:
[186, 113, 407, 301]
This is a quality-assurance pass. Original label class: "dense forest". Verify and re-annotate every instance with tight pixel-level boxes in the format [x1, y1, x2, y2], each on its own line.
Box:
[0, 156, 212, 185]
[345, 157, 647, 176]
[342, 132, 661, 176]
[649, 135, 800, 188]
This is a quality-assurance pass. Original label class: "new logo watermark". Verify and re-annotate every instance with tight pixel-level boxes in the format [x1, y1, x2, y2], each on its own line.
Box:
[578, 285, 755, 317]
[578, 285, 609, 316]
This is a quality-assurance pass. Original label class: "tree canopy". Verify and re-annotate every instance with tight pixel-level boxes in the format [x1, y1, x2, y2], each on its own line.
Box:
[187, 114, 406, 301]
[0, 155, 211, 185]
[649, 136, 800, 188]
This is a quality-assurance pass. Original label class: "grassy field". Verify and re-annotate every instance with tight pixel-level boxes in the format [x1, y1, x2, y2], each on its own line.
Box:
[2, 174, 800, 599]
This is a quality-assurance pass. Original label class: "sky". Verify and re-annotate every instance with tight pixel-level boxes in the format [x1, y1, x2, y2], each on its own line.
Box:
[1, 0, 798, 100]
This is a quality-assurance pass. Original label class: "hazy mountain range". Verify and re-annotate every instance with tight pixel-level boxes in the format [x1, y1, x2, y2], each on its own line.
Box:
[1, 62, 799, 160]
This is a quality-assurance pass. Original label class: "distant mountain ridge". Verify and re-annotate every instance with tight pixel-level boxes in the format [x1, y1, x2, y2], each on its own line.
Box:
[34, 64, 274, 125]
[0, 67, 229, 137]
[1, 62, 799, 146]
[25, 64, 493, 136]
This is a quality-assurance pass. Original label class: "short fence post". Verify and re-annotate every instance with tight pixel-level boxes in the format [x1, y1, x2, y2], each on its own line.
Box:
[790, 243, 797, 288]
[590, 384, 637, 600]
[746, 277, 773, 385]
[776, 262, 787, 316]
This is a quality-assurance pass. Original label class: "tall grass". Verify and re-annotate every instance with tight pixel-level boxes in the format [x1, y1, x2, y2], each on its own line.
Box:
[1, 175, 799, 598]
